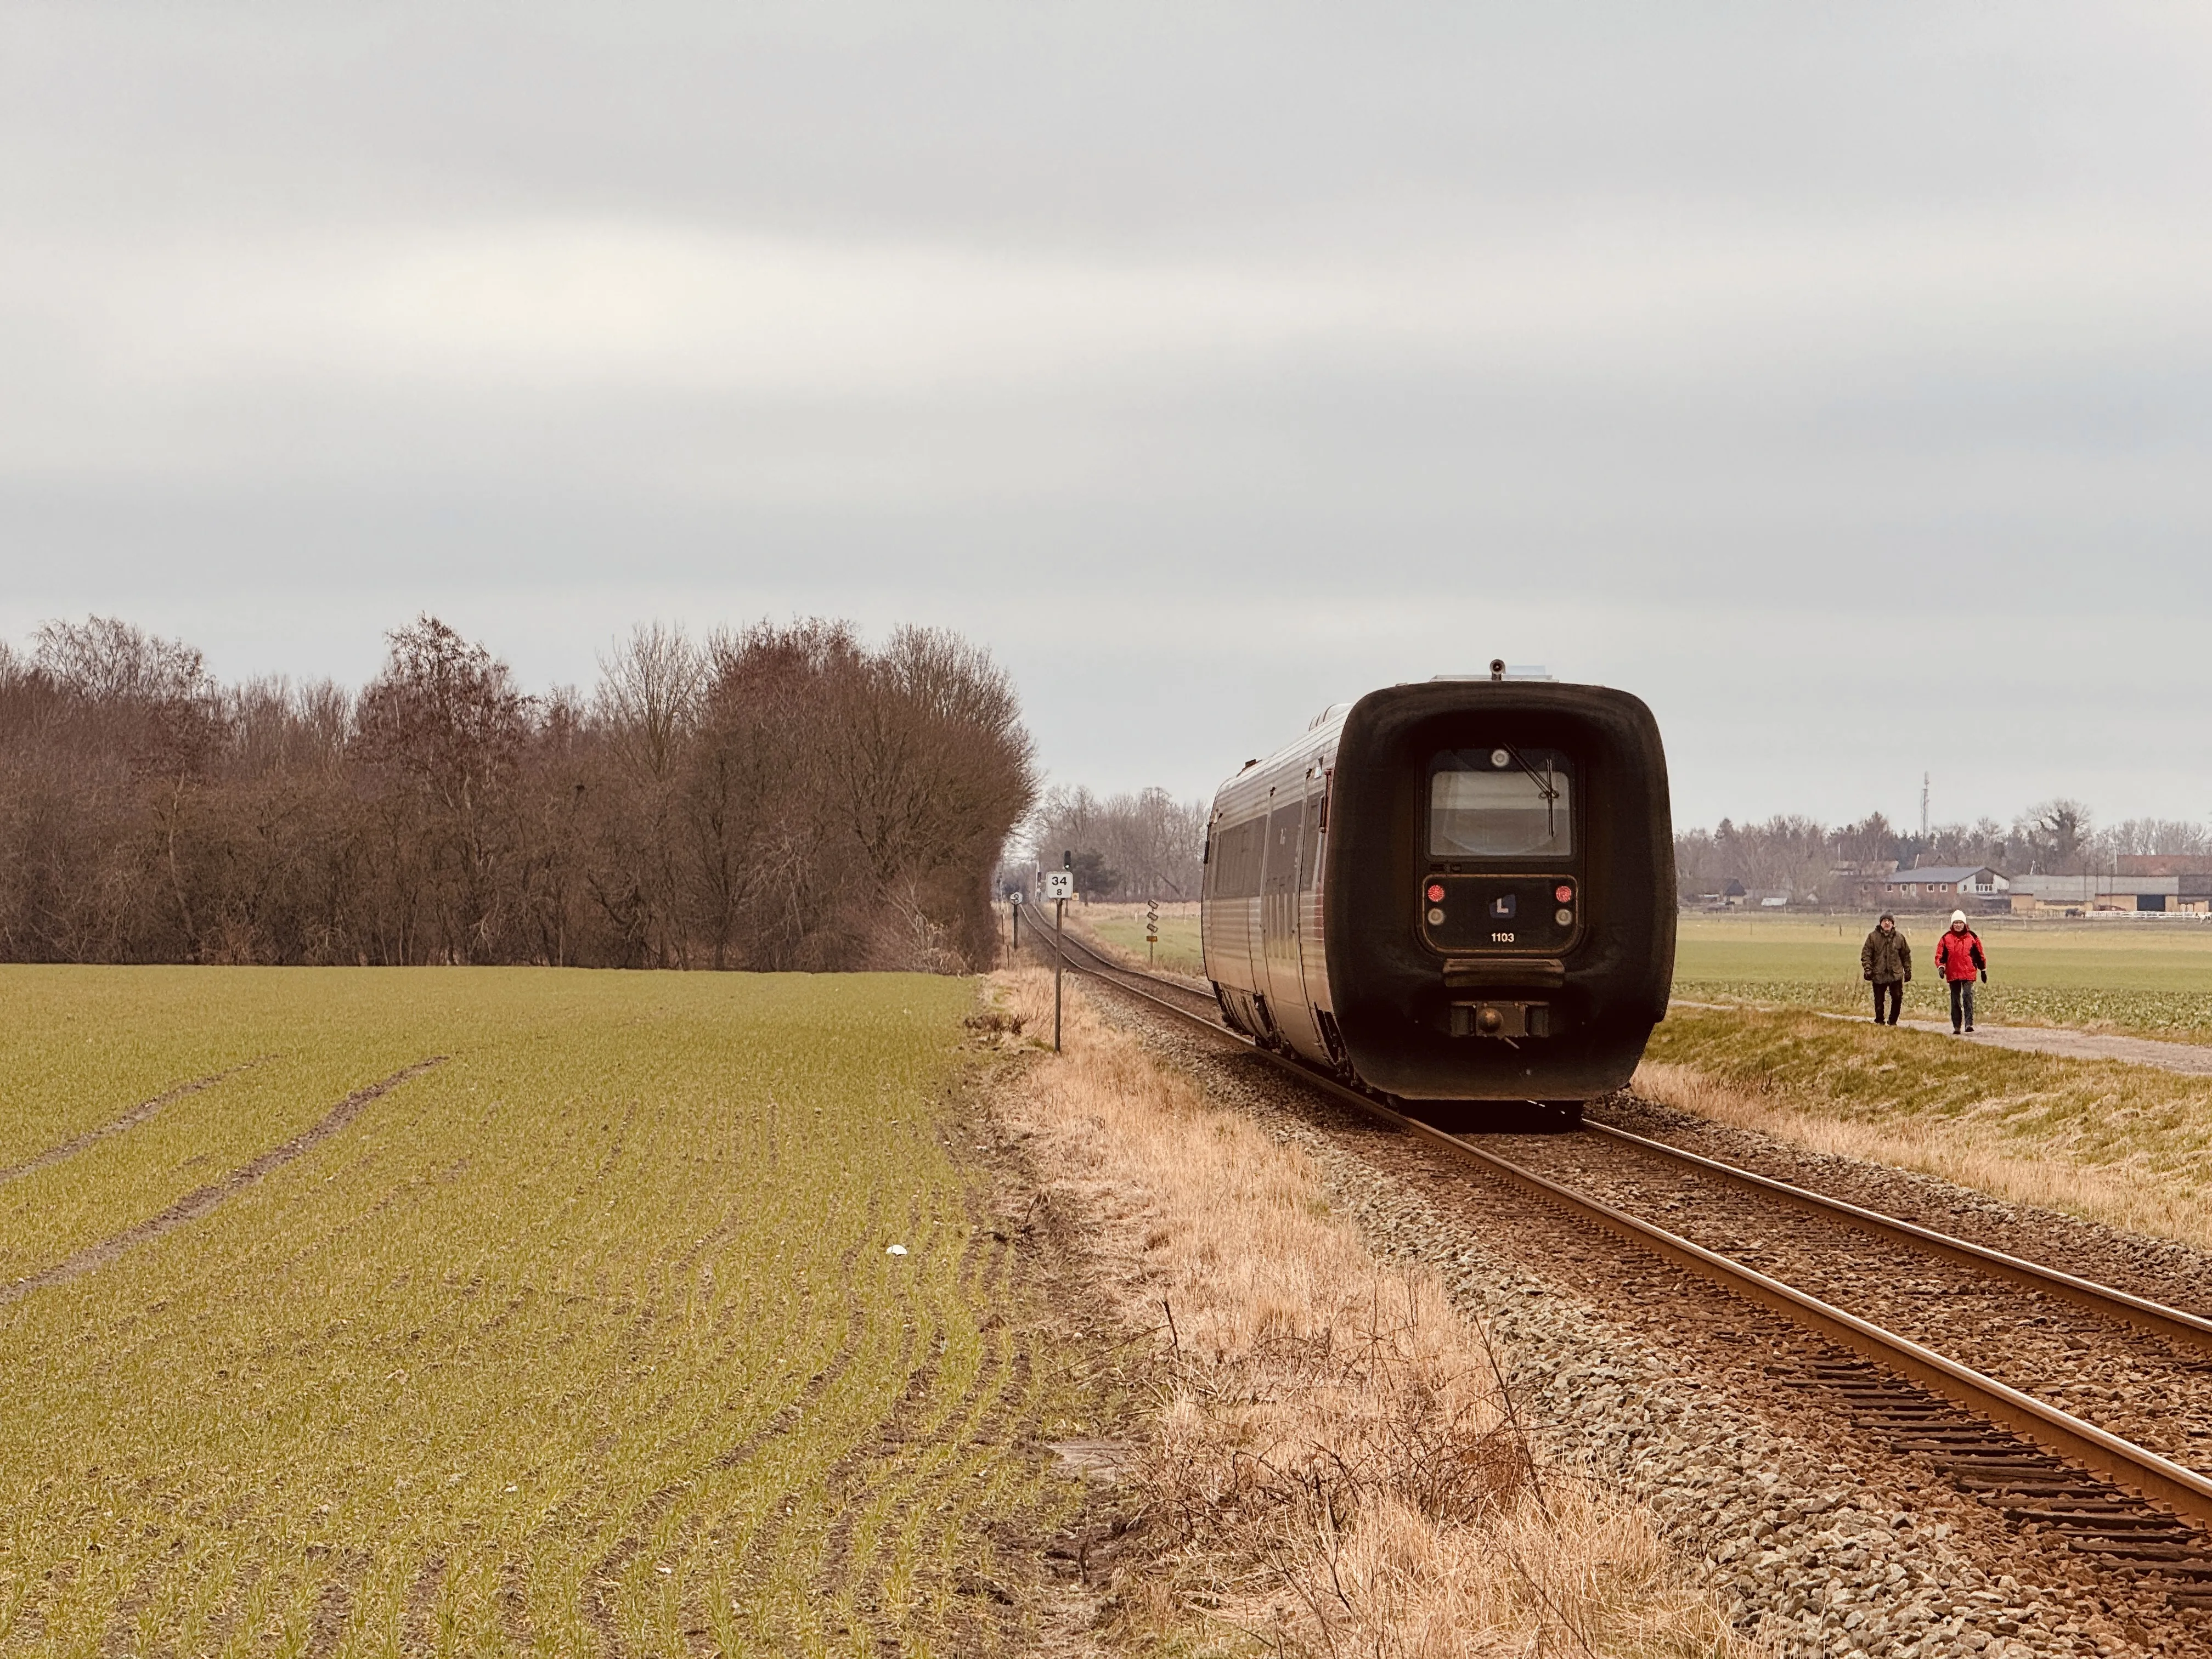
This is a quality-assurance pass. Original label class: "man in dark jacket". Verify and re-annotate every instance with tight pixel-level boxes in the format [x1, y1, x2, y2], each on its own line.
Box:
[1935, 909, 1989, 1033]
[1860, 913, 1910, 1025]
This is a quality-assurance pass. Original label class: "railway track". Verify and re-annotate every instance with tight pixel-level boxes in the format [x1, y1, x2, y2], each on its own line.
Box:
[1018, 912, 2212, 1605]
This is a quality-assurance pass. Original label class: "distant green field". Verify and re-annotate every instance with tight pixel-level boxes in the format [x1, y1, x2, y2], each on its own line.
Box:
[1060, 907, 2212, 1042]
[0, 967, 1089, 1656]
[1074, 902, 1204, 975]
[1674, 915, 2212, 1042]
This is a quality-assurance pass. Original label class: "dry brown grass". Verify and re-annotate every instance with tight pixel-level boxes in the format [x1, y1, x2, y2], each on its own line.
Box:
[1634, 1057, 2212, 1252]
[989, 968, 1748, 1658]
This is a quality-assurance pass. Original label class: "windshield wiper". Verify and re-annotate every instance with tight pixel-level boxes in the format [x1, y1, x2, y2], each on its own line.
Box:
[1500, 746, 1561, 841]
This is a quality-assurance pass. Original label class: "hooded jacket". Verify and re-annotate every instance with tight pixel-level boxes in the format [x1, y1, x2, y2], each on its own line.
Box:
[1861, 923, 1912, 984]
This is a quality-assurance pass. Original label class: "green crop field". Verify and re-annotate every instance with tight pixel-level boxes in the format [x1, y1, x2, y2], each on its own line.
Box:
[1674, 915, 2212, 1043]
[0, 967, 1092, 1657]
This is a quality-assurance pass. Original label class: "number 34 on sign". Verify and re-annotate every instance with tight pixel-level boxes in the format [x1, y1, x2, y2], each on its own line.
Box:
[1043, 871, 1075, 901]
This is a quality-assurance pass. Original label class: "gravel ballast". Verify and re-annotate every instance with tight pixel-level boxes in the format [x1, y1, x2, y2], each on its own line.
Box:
[1093, 988, 2207, 1659]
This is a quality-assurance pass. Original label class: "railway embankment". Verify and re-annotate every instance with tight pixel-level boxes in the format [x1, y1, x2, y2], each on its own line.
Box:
[1643, 1003, 2212, 1252]
[986, 965, 1750, 1656]
[1038, 944, 2212, 1656]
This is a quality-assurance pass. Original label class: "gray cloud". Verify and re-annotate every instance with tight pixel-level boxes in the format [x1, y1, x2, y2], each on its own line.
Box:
[4, 2, 2209, 832]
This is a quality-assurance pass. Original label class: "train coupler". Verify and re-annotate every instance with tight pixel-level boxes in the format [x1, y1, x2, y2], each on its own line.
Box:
[1449, 1001, 1550, 1039]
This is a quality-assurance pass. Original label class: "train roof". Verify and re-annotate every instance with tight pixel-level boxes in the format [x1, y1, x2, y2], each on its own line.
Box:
[1211, 677, 1657, 817]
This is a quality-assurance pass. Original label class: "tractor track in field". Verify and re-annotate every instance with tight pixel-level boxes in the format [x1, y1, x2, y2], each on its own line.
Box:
[0, 1057, 444, 1308]
[577, 1235, 877, 1657]
[1031, 927, 2212, 1649]
[831, 1226, 1042, 1654]
[712, 1256, 874, 1644]
[0, 1057, 270, 1187]
[306, 1550, 371, 1658]
[403, 1554, 448, 1656]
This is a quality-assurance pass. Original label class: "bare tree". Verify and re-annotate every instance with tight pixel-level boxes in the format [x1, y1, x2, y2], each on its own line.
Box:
[352, 616, 533, 962]
[2017, 799, 2094, 874]
[2098, 817, 2209, 861]
[590, 624, 705, 965]
[1024, 784, 1205, 901]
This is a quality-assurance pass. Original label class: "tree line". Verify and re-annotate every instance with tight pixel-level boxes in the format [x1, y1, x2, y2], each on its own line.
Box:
[0, 615, 1034, 970]
[1016, 785, 1208, 901]
[1676, 800, 2209, 905]
[1011, 781, 2189, 913]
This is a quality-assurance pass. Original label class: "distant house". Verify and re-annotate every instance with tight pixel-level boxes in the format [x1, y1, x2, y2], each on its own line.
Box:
[2010, 874, 2212, 915]
[1693, 878, 1750, 911]
[1874, 866, 2009, 909]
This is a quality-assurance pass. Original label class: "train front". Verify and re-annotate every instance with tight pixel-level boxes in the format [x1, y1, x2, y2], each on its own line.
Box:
[1322, 678, 1675, 1102]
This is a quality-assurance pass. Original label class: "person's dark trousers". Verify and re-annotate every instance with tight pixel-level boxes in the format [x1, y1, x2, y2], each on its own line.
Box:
[1949, 979, 1976, 1031]
[1872, 981, 1901, 1024]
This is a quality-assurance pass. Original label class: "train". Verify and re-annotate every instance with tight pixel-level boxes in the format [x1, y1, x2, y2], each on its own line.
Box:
[1199, 667, 1674, 1117]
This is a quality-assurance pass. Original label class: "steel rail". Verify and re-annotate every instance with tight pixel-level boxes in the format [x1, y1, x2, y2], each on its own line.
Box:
[1046, 924, 2212, 1356]
[1581, 1121, 2212, 1358]
[1023, 919, 2212, 1531]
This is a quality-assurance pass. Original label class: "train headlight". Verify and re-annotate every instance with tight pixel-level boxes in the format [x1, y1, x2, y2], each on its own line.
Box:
[1426, 883, 1446, 903]
[1555, 907, 1574, 926]
[1554, 883, 1574, 904]
[1427, 907, 1446, 925]
[1489, 748, 1510, 768]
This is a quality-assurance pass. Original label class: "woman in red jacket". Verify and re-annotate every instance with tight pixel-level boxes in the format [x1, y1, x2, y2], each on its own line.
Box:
[1934, 909, 1988, 1034]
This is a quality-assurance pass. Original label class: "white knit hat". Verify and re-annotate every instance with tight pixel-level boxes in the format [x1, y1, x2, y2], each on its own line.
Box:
[1950, 909, 1967, 924]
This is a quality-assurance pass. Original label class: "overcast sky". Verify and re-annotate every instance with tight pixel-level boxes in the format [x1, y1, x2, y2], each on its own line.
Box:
[4, 3, 2208, 832]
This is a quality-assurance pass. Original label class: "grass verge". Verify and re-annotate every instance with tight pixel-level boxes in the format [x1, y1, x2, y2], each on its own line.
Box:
[990, 967, 1745, 1658]
[1640, 1003, 2212, 1251]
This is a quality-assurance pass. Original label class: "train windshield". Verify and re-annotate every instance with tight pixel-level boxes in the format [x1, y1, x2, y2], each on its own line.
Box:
[1429, 749, 1573, 857]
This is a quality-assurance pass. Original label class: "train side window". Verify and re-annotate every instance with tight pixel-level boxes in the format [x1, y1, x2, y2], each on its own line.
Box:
[1298, 792, 1324, 890]
[1262, 803, 1303, 894]
[1211, 817, 1266, 899]
[1235, 819, 1263, 896]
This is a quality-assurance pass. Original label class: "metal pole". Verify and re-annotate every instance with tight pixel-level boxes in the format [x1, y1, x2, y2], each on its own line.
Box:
[1054, 851, 1076, 1052]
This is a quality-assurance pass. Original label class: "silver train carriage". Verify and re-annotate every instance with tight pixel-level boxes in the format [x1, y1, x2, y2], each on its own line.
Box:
[1199, 675, 1674, 1106]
